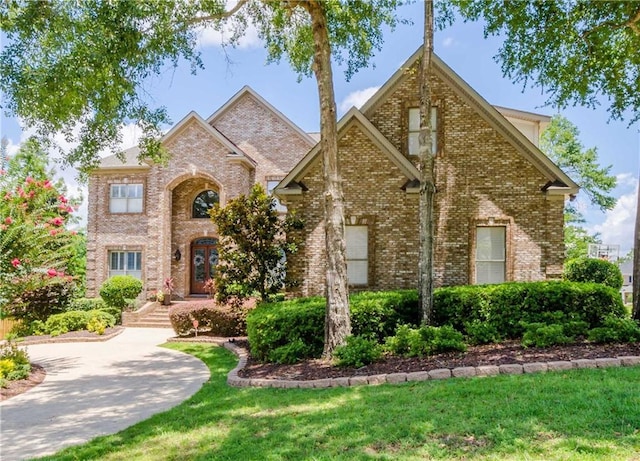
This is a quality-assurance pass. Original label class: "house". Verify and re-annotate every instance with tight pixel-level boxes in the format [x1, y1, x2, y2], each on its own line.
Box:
[276, 48, 578, 297]
[85, 86, 315, 299]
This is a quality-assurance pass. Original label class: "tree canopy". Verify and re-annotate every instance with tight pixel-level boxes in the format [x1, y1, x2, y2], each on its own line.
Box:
[439, 0, 640, 124]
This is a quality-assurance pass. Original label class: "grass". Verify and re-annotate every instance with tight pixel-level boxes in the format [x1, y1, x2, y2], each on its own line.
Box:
[35, 343, 640, 461]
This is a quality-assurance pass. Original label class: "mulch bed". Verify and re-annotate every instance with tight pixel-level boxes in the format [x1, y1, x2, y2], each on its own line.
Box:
[1, 364, 46, 401]
[238, 340, 640, 381]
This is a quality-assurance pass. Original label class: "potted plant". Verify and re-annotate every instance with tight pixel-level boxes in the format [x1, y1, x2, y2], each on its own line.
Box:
[163, 277, 174, 305]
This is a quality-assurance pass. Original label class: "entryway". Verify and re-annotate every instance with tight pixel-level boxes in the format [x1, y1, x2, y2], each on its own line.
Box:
[190, 237, 218, 294]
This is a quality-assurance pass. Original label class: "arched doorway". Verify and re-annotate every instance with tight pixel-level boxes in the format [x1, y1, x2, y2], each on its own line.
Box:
[190, 238, 218, 294]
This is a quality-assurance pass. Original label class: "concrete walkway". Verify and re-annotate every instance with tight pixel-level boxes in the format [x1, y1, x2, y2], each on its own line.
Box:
[0, 328, 210, 461]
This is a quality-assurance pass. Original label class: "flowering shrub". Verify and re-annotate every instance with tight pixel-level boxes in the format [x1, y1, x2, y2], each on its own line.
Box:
[0, 339, 31, 383]
[1, 167, 80, 322]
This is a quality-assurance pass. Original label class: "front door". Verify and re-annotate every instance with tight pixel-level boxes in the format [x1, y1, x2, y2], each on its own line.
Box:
[190, 238, 218, 294]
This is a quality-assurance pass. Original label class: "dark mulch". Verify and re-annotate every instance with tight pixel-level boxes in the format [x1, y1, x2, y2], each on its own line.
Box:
[1, 364, 46, 401]
[238, 340, 640, 381]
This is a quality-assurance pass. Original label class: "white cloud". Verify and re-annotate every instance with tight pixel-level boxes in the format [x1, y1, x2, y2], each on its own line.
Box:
[338, 86, 380, 114]
[616, 172, 637, 188]
[590, 180, 638, 253]
[196, 23, 261, 49]
[442, 37, 455, 48]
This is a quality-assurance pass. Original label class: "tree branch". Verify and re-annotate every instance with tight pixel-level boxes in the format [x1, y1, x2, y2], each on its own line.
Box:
[186, 0, 250, 26]
[581, 6, 640, 40]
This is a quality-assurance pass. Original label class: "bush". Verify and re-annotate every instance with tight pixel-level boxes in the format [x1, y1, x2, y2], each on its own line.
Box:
[169, 300, 252, 337]
[464, 320, 503, 345]
[433, 281, 625, 339]
[99, 275, 143, 309]
[5, 274, 76, 323]
[521, 323, 574, 348]
[588, 316, 640, 343]
[564, 258, 624, 290]
[0, 339, 31, 381]
[42, 309, 115, 336]
[385, 325, 466, 357]
[246, 290, 419, 363]
[70, 297, 121, 325]
[334, 336, 382, 368]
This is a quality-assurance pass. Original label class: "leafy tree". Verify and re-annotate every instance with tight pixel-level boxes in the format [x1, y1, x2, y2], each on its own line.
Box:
[541, 115, 617, 212]
[439, 1, 640, 320]
[1, 0, 404, 356]
[564, 208, 601, 262]
[210, 184, 303, 303]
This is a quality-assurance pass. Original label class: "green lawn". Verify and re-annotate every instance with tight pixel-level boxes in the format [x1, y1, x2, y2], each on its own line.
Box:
[36, 343, 640, 460]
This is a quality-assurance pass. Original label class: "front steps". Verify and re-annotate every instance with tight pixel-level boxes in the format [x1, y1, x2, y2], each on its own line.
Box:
[122, 303, 173, 328]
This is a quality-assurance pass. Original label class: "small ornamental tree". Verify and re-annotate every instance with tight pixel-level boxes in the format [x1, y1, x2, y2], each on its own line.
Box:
[0, 141, 79, 322]
[210, 184, 303, 303]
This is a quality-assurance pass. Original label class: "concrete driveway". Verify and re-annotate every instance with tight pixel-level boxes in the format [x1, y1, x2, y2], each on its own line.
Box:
[0, 328, 210, 461]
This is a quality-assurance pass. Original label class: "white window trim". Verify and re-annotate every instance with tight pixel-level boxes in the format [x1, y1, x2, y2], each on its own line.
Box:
[345, 225, 368, 286]
[408, 107, 437, 156]
[475, 226, 506, 285]
[109, 183, 143, 213]
[108, 250, 142, 279]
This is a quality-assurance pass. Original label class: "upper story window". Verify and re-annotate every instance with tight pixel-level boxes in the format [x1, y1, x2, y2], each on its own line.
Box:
[267, 180, 287, 213]
[192, 190, 219, 218]
[408, 107, 437, 156]
[110, 184, 143, 213]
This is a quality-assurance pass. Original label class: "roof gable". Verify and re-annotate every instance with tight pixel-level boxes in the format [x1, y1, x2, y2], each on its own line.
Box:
[278, 108, 420, 193]
[360, 48, 578, 196]
[207, 85, 316, 147]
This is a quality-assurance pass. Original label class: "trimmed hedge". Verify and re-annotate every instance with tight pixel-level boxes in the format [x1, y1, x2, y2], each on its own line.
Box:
[247, 290, 419, 363]
[42, 309, 116, 336]
[169, 300, 251, 337]
[433, 281, 625, 339]
[69, 297, 122, 324]
[248, 282, 626, 364]
[564, 257, 624, 289]
[99, 275, 143, 309]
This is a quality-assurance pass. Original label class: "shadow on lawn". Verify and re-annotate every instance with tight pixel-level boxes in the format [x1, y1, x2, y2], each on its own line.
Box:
[40, 344, 640, 460]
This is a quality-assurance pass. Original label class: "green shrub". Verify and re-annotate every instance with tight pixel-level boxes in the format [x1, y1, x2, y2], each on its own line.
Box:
[464, 320, 503, 345]
[588, 316, 640, 343]
[334, 335, 383, 368]
[434, 281, 624, 339]
[246, 290, 419, 363]
[70, 297, 121, 325]
[385, 325, 466, 357]
[99, 275, 143, 309]
[169, 300, 252, 337]
[246, 297, 325, 362]
[521, 323, 574, 348]
[564, 257, 624, 289]
[44, 311, 88, 336]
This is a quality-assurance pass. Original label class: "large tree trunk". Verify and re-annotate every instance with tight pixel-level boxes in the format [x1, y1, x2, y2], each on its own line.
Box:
[305, 1, 351, 357]
[419, 0, 436, 325]
[633, 181, 640, 320]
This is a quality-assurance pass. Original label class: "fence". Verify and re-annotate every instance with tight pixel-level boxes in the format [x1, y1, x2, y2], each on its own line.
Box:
[0, 318, 17, 340]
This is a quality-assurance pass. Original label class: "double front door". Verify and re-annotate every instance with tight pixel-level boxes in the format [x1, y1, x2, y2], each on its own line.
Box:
[190, 238, 218, 294]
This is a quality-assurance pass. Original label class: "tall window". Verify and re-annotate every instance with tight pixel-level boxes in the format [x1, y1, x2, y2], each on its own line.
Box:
[110, 184, 143, 213]
[345, 226, 368, 285]
[192, 190, 219, 218]
[267, 180, 287, 212]
[109, 251, 142, 279]
[408, 107, 437, 156]
[475, 227, 505, 284]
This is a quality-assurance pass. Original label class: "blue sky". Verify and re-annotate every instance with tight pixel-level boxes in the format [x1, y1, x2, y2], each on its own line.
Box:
[2, 2, 639, 254]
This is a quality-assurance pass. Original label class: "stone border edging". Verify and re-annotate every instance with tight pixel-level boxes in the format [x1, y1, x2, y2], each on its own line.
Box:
[167, 336, 640, 389]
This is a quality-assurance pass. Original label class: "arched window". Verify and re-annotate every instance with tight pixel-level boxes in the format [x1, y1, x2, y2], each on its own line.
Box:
[192, 190, 219, 218]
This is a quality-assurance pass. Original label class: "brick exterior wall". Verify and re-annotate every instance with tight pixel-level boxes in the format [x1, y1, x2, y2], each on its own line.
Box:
[86, 90, 313, 299]
[286, 62, 566, 297]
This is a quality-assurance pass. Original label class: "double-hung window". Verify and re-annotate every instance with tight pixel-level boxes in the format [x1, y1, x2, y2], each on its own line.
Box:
[345, 225, 368, 285]
[408, 107, 437, 156]
[110, 184, 143, 213]
[109, 251, 142, 279]
[475, 227, 506, 284]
